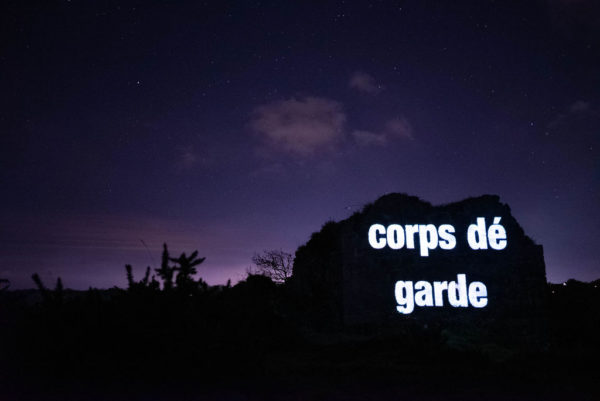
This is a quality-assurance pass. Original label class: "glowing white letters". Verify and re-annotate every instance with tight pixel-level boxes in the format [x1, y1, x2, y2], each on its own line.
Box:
[367, 223, 457, 256]
[466, 217, 507, 250]
[394, 274, 488, 314]
[438, 224, 457, 250]
[368, 224, 386, 249]
[418, 224, 438, 256]
[368, 217, 507, 255]
[369, 217, 503, 314]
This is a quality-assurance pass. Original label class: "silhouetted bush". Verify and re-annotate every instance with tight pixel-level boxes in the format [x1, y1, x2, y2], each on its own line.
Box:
[1, 243, 599, 399]
[31, 273, 64, 305]
[250, 249, 294, 283]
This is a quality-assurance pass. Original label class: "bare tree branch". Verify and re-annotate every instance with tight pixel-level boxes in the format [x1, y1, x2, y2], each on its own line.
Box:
[250, 249, 294, 283]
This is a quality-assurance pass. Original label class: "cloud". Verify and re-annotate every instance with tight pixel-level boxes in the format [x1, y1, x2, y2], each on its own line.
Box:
[569, 100, 591, 113]
[250, 96, 346, 156]
[178, 148, 198, 169]
[351, 130, 387, 146]
[384, 117, 414, 139]
[349, 71, 383, 94]
[351, 116, 414, 146]
[548, 100, 598, 130]
[174, 146, 211, 171]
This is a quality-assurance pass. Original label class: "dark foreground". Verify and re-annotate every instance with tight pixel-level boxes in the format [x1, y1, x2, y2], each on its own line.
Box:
[3, 346, 599, 401]
[1, 277, 599, 400]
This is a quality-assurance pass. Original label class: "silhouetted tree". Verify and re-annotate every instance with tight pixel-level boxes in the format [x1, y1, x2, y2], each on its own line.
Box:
[54, 277, 64, 304]
[32, 273, 50, 302]
[155, 243, 176, 290]
[141, 266, 151, 286]
[171, 250, 206, 294]
[125, 244, 205, 293]
[141, 266, 160, 291]
[0, 278, 9, 291]
[251, 249, 294, 284]
[150, 275, 160, 291]
[31, 273, 64, 304]
[125, 264, 135, 289]
[125, 264, 159, 292]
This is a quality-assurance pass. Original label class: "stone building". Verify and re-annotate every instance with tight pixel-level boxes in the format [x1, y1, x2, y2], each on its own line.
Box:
[290, 193, 548, 349]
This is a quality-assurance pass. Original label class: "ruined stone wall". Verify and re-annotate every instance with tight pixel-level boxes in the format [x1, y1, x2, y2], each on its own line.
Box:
[291, 193, 548, 348]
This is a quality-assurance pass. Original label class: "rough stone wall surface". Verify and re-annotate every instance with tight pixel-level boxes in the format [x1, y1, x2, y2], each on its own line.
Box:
[291, 193, 548, 348]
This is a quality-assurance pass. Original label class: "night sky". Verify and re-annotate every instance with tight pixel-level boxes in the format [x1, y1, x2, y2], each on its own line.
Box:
[1, 0, 599, 289]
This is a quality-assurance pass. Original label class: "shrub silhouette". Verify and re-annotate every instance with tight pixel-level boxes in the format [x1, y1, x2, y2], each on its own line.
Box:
[171, 248, 207, 294]
[154, 243, 176, 290]
[3, 241, 598, 397]
[31, 273, 64, 305]
[125, 264, 160, 292]
[250, 249, 294, 283]
[125, 243, 207, 295]
[0, 278, 9, 291]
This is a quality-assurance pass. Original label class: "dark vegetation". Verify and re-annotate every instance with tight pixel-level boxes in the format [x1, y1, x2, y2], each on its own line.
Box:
[0, 244, 599, 400]
[249, 249, 294, 283]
